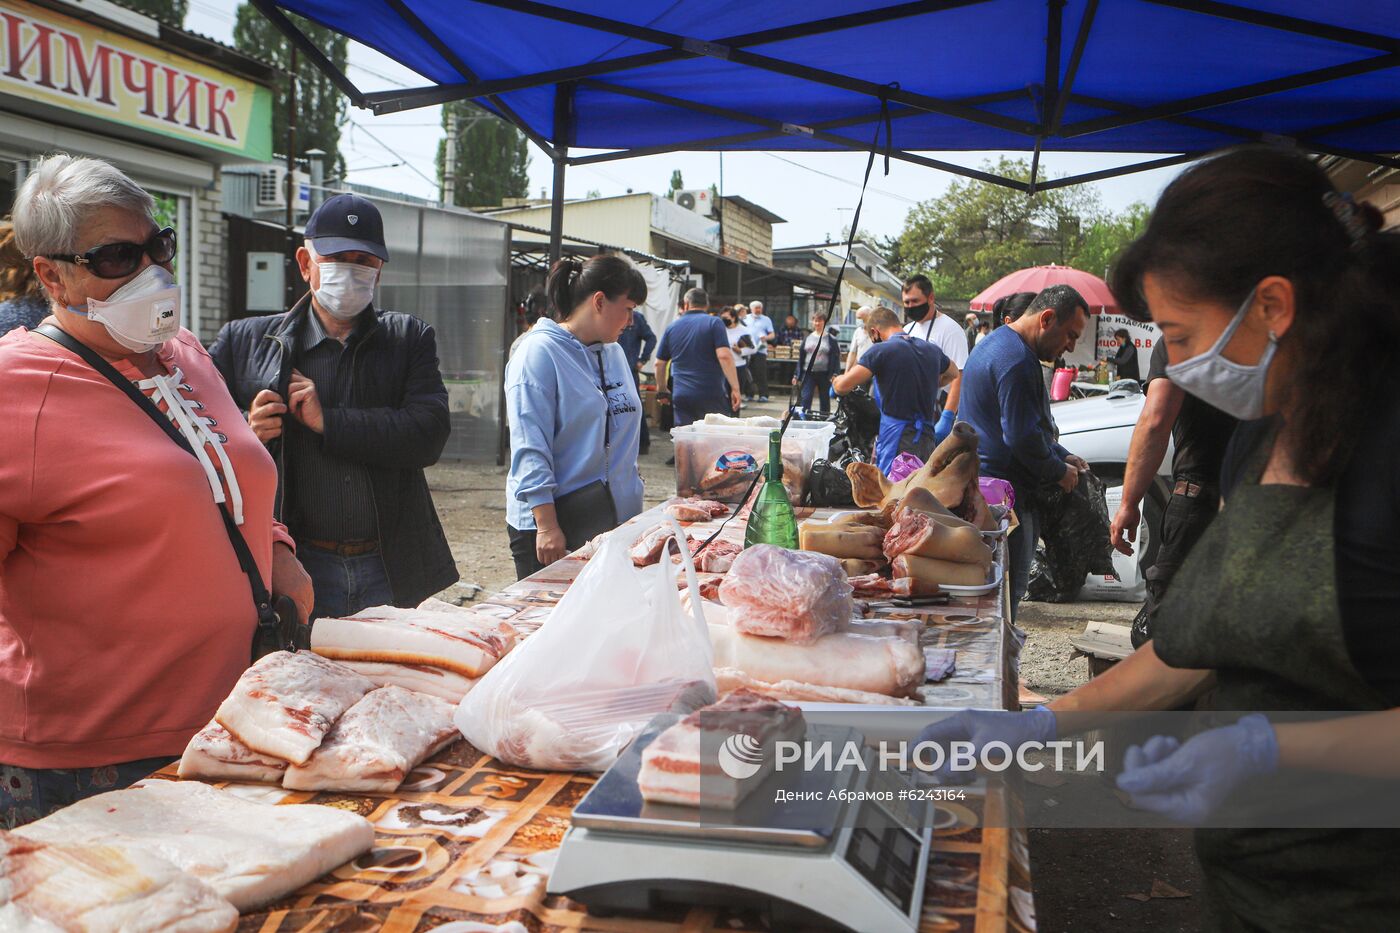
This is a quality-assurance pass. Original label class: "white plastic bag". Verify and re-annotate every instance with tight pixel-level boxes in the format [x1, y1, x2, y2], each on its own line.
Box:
[455, 516, 716, 772]
[1079, 484, 1149, 602]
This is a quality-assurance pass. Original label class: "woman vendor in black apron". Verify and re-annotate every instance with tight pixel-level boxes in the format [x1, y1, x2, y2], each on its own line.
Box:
[921, 146, 1400, 929]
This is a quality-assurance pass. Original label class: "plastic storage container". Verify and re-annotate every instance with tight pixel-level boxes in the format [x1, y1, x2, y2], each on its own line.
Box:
[671, 420, 836, 505]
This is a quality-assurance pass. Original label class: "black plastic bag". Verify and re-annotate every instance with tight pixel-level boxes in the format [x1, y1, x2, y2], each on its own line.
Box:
[1025, 469, 1115, 603]
[805, 458, 857, 507]
[830, 387, 880, 462]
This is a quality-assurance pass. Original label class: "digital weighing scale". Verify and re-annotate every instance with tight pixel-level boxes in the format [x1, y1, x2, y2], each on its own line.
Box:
[549, 717, 934, 933]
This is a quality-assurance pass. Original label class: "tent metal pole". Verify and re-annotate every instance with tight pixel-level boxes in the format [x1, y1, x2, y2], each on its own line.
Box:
[549, 83, 575, 266]
[1142, 0, 1400, 54]
[250, 0, 366, 108]
[1048, 0, 1098, 136]
[1032, 152, 1204, 190]
[1060, 52, 1400, 139]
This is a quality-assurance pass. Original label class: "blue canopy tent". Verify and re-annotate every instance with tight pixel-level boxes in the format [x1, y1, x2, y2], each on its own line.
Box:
[252, 0, 1400, 260]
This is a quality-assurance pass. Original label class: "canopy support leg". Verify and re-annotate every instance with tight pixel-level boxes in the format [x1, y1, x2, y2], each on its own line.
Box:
[549, 83, 575, 267]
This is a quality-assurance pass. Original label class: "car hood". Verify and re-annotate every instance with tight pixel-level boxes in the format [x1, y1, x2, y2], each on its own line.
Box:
[1052, 392, 1146, 437]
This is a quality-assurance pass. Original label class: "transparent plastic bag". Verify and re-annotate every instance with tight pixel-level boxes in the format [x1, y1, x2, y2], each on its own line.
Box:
[455, 516, 716, 772]
[718, 544, 854, 644]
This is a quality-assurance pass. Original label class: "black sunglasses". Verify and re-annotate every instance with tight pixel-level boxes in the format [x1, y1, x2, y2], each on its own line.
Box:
[44, 227, 177, 280]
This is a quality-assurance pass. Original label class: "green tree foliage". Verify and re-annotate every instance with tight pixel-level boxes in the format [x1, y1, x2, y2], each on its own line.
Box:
[120, 0, 187, 26]
[665, 169, 684, 200]
[435, 102, 530, 208]
[233, 5, 348, 177]
[890, 158, 1144, 299]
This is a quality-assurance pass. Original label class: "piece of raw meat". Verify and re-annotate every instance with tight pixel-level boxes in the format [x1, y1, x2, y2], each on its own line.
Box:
[882, 504, 988, 563]
[715, 668, 921, 706]
[283, 686, 459, 793]
[0, 831, 237, 933]
[335, 659, 476, 702]
[15, 781, 374, 912]
[707, 621, 925, 698]
[719, 545, 854, 644]
[638, 689, 805, 808]
[848, 572, 898, 599]
[665, 497, 731, 523]
[629, 523, 691, 567]
[215, 651, 375, 765]
[311, 605, 516, 679]
[178, 720, 287, 784]
[679, 536, 743, 573]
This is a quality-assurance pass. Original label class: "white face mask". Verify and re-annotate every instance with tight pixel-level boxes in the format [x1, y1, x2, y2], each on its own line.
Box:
[313, 260, 379, 320]
[71, 264, 180, 352]
[1165, 288, 1278, 420]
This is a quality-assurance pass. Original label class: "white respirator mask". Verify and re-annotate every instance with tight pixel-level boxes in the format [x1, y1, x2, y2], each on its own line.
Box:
[309, 245, 379, 320]
[70, 264, 181, 353]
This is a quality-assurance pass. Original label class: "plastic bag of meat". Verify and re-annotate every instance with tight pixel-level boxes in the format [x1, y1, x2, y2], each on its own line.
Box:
[718, 545, 854, 645]
[665, 497, 731, 523]
[456, 515, 716, 772]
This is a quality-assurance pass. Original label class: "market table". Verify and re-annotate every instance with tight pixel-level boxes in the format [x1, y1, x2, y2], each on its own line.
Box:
[156, 503, 1034, 933]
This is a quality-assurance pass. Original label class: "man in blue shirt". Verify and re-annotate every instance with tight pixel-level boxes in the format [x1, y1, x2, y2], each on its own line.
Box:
[618, 309, 657, 454]
[959, 285, 1090, 616]
[743, 300, 776, 401]
[656, 287, 742, 434]
[833, 307, 958, 473]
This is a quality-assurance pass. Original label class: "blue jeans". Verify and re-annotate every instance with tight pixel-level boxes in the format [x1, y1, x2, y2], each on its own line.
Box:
[1007, 504, 1038, 624]
[298, 545, 394, 618]
[799, 369, 833, 414]
[2, 757, 174, 828]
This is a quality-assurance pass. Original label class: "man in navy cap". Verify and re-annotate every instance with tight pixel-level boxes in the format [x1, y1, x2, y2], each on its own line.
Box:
[210, 193, 457, 617]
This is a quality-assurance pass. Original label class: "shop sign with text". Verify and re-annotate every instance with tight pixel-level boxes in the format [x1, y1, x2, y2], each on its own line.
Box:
[0, 0, 272, 160]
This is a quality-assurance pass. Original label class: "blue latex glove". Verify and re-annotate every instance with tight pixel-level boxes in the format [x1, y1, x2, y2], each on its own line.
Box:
[933, 409, 957, 444]
[915, 706, 1057, 783]
[1116, 714, 1279, 823]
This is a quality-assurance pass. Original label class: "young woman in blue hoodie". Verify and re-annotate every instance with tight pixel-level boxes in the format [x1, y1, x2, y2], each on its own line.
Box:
[505, 255, 648, 579]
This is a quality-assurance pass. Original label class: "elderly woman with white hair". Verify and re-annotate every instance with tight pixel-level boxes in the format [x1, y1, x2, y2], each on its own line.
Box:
[0, 154, 312, 827]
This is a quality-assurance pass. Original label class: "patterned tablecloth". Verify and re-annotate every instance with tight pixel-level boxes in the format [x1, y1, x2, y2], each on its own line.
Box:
[159, 504, 1036, 933]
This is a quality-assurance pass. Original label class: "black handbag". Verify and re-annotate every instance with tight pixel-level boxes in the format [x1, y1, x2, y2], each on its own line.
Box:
[35, 325, 306, 660]
[555, 348, 621, 551]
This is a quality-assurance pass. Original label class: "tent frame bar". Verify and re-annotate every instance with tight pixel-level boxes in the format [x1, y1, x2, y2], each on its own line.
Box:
[255, 0, 1400, 194]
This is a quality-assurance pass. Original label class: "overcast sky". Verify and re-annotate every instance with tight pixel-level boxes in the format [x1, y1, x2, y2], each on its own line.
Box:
[187, 2, 1188, 249]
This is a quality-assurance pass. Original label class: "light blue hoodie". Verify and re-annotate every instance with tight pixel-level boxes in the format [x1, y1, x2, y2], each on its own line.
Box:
[505, 317, 644, 531]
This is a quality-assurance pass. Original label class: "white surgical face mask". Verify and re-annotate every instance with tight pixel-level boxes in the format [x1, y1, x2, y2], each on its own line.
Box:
[313, 260, 378, 320]
[1165, 288, 1278, 420]
[70, 264, 180, 352]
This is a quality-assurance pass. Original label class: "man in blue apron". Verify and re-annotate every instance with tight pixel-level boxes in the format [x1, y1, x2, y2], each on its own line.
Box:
[832, 307, 958, 474]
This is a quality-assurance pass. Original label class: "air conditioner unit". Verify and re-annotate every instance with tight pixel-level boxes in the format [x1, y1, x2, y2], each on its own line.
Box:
[675, 188, 713, 216]
[256, 167, 312, 211]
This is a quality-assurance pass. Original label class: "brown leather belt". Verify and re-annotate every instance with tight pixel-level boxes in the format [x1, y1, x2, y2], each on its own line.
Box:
[304, 538, 379, 557]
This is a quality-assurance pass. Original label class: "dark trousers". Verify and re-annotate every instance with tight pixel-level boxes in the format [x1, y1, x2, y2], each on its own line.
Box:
[750, 353, 769, 397]
[672, 393, 727, 428]
[1, 756, 174, 829]
[1131, 480, 1220, 647]
[1007, 503, 1038, 625]
[799, 369, 833, 414]
[507, 524, 544, 580]
[631, 368, 649, 451]
[298, 544, 394, 618]
[737, 365, 755, 399]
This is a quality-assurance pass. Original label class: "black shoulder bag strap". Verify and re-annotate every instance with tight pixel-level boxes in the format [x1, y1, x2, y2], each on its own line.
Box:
[35, 324, 304, 659]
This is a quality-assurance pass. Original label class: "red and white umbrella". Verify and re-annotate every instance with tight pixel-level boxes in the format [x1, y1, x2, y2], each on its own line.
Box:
[969, 264, 1118, 314]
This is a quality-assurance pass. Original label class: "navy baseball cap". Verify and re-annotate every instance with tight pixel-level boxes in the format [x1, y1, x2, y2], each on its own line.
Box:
[305, 193, 389, 261]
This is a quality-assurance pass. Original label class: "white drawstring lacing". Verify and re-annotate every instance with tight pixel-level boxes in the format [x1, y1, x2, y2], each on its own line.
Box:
[137, 365, 245, 525]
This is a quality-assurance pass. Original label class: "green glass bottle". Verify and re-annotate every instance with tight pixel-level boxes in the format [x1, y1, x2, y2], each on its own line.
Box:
[744, 430, 799, 550]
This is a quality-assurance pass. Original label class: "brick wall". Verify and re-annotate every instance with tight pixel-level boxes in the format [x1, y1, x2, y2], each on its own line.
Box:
[195, 175, 225, 345]
[722, 203, 774, 267]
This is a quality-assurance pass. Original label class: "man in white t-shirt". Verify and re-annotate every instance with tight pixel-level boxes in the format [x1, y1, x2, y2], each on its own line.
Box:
[742, 300, 776, 401]
[845, 306, 874, 372]
[900, 274, 966, 444]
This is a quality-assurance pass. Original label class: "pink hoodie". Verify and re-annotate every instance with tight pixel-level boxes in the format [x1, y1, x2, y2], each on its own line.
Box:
[0, 326, 293, 768]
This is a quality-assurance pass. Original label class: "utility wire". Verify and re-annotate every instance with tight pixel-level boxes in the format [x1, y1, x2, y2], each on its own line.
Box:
[347, 120, 438, 192]
[762, 152, 919, 205]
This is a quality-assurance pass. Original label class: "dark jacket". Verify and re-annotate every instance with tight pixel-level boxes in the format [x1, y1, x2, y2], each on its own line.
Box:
[209, 296, 458, 607]
[797, 330, 842, 380]
[617, 310, 657, 369]
[1112, 340, 1141, 382]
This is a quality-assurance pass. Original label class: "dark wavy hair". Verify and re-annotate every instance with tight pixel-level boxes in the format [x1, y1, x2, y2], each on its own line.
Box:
[992, 290, 1036, 324]
[1110, 145, 1400, 484]
[546, 254, 647, 321]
